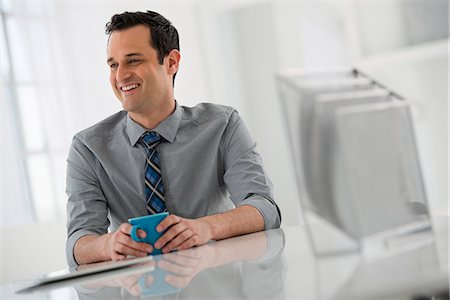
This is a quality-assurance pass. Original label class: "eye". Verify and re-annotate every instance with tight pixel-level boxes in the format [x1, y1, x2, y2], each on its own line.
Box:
[129, 59, 141, 65]
[109, 63, 118, 71]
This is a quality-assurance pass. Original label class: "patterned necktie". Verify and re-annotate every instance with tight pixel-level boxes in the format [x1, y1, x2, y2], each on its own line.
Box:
[140, 131, 166, 214]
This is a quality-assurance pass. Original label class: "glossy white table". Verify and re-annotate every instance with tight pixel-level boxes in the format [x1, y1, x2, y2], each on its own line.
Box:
[1, 216, 448, 299]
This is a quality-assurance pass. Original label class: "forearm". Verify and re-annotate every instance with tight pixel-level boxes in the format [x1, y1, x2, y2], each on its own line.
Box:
[74, 234, 111, 265]
[210, 230, 268, 267]
[74, 224, 154, 265]
[200, 205, 265, 241]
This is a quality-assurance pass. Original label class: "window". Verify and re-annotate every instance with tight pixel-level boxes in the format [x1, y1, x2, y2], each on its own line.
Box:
[1, 2, 71, 226]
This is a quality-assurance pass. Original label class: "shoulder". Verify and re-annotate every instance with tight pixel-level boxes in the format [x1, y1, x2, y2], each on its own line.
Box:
[180, 102, 239, 125]
[74, 111, 127, 144]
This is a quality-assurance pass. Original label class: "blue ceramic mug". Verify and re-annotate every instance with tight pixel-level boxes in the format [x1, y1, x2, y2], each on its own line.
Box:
[128, 212, 169, 255]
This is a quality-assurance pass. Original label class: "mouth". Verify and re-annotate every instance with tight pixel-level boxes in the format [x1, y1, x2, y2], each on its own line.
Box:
[120, 83, 141, 93]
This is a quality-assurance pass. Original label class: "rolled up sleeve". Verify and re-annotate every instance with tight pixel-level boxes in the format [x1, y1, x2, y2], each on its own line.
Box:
[66, 136, 110, 267]
[222, 111, 281, 229]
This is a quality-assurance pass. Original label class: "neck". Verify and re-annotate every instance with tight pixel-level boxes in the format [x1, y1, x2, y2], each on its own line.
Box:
[129, 98, 176, 130]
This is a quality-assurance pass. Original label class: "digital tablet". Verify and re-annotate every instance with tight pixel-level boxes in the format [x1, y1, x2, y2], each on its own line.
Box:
[15, 255, 153, 293]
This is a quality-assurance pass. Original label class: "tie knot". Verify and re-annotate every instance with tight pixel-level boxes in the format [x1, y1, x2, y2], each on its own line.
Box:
[141, 131, 161, 149]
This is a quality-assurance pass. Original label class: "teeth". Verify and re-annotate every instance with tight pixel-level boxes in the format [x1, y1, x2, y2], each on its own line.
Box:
[121, 84, 139, 91]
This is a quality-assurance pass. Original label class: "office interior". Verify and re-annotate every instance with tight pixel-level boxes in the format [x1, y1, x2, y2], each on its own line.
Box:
[0, 1, 448, 298]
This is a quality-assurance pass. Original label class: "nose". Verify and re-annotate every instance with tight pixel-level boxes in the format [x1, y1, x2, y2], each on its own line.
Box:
[116, 65, 131, 82]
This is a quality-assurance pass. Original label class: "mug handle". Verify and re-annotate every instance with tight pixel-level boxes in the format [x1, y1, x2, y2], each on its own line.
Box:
[130, 225, 145, 242]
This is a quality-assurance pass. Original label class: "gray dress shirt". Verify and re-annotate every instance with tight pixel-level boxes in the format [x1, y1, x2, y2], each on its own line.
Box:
[66, 102, 281, 267]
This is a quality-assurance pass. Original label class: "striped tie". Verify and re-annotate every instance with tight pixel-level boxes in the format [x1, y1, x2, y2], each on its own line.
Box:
[140, 131, 166, 214]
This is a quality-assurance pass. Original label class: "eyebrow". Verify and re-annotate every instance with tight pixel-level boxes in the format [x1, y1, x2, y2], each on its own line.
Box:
[107, 53, 144, 64]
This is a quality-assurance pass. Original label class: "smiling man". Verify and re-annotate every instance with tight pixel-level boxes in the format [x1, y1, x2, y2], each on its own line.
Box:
[66, 10, 281, 267]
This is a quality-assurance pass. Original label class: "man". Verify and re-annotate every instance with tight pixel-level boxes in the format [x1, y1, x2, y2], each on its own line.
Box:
[66, 10, 281, 267]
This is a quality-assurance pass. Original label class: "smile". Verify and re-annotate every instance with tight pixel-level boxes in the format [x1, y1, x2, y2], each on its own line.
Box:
[121, 83, 140, 91]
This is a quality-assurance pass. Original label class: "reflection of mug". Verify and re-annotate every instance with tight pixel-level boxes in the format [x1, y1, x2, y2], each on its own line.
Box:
[129, 212, 169, 255]
[139, 256, 181, 297]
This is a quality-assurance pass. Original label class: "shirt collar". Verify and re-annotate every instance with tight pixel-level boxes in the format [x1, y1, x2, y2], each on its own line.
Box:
[126, 101, 182, 146]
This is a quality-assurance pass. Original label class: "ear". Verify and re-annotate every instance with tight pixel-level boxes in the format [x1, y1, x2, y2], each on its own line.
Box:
[166, 49, 180, 76]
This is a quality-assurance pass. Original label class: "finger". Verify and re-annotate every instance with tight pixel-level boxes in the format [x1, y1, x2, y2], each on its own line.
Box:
[158, 259, 195, 276]
[162, 229, 195, 253]
[156, 214, 181, 232]
[145, 275, 154, 286]
[114, 234, 153, 257]
[122, 274, 141, 290]
[111, 252, 126, 261]
[165, 274, 192, 289]
[128, 275, 152, 296]
[119, 223, 133, 235]
[172, 235, 198, 252]
[137, 274, 154, 288]
[116, 235, 153, 254]
[110, 225, 152, 259]
[137, 229, 147, 239]
[164, 247, 202, 260]
[117, 230, 153, 250]
[128, 282, 141, 297]
[114, 242, 149, 258]
[155, 222, 187, 250]
[119, 224, 146, 239]
[177, 246, 203, 258]
[161, 252, 199, 267]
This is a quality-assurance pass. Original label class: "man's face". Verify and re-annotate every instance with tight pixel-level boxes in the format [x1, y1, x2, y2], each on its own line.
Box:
[107, 25, 172, 114]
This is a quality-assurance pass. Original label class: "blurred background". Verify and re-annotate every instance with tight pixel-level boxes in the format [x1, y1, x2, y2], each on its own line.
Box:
[0, 0, 448, 283]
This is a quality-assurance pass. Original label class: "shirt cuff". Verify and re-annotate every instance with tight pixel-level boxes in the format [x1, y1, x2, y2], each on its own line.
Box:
[238, 195, 281, 230]
[254, 228, 285, 263]
[66, 229, 103, 268]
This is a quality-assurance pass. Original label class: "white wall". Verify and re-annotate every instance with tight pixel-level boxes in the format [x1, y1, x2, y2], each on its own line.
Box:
[228, 3, 303, 226]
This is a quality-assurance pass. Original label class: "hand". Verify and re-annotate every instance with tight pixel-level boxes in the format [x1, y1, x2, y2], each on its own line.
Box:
[157, 244, 216, 288]
[121, 273, 153, 297]
[105, 223, 154, 260]
[154, 215, 213, 253]
[79, 260, 156, 295]
[114, 270, 155, 297]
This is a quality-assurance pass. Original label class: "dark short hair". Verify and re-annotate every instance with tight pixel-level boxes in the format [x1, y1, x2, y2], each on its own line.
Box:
[105, 11, 179, 84]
